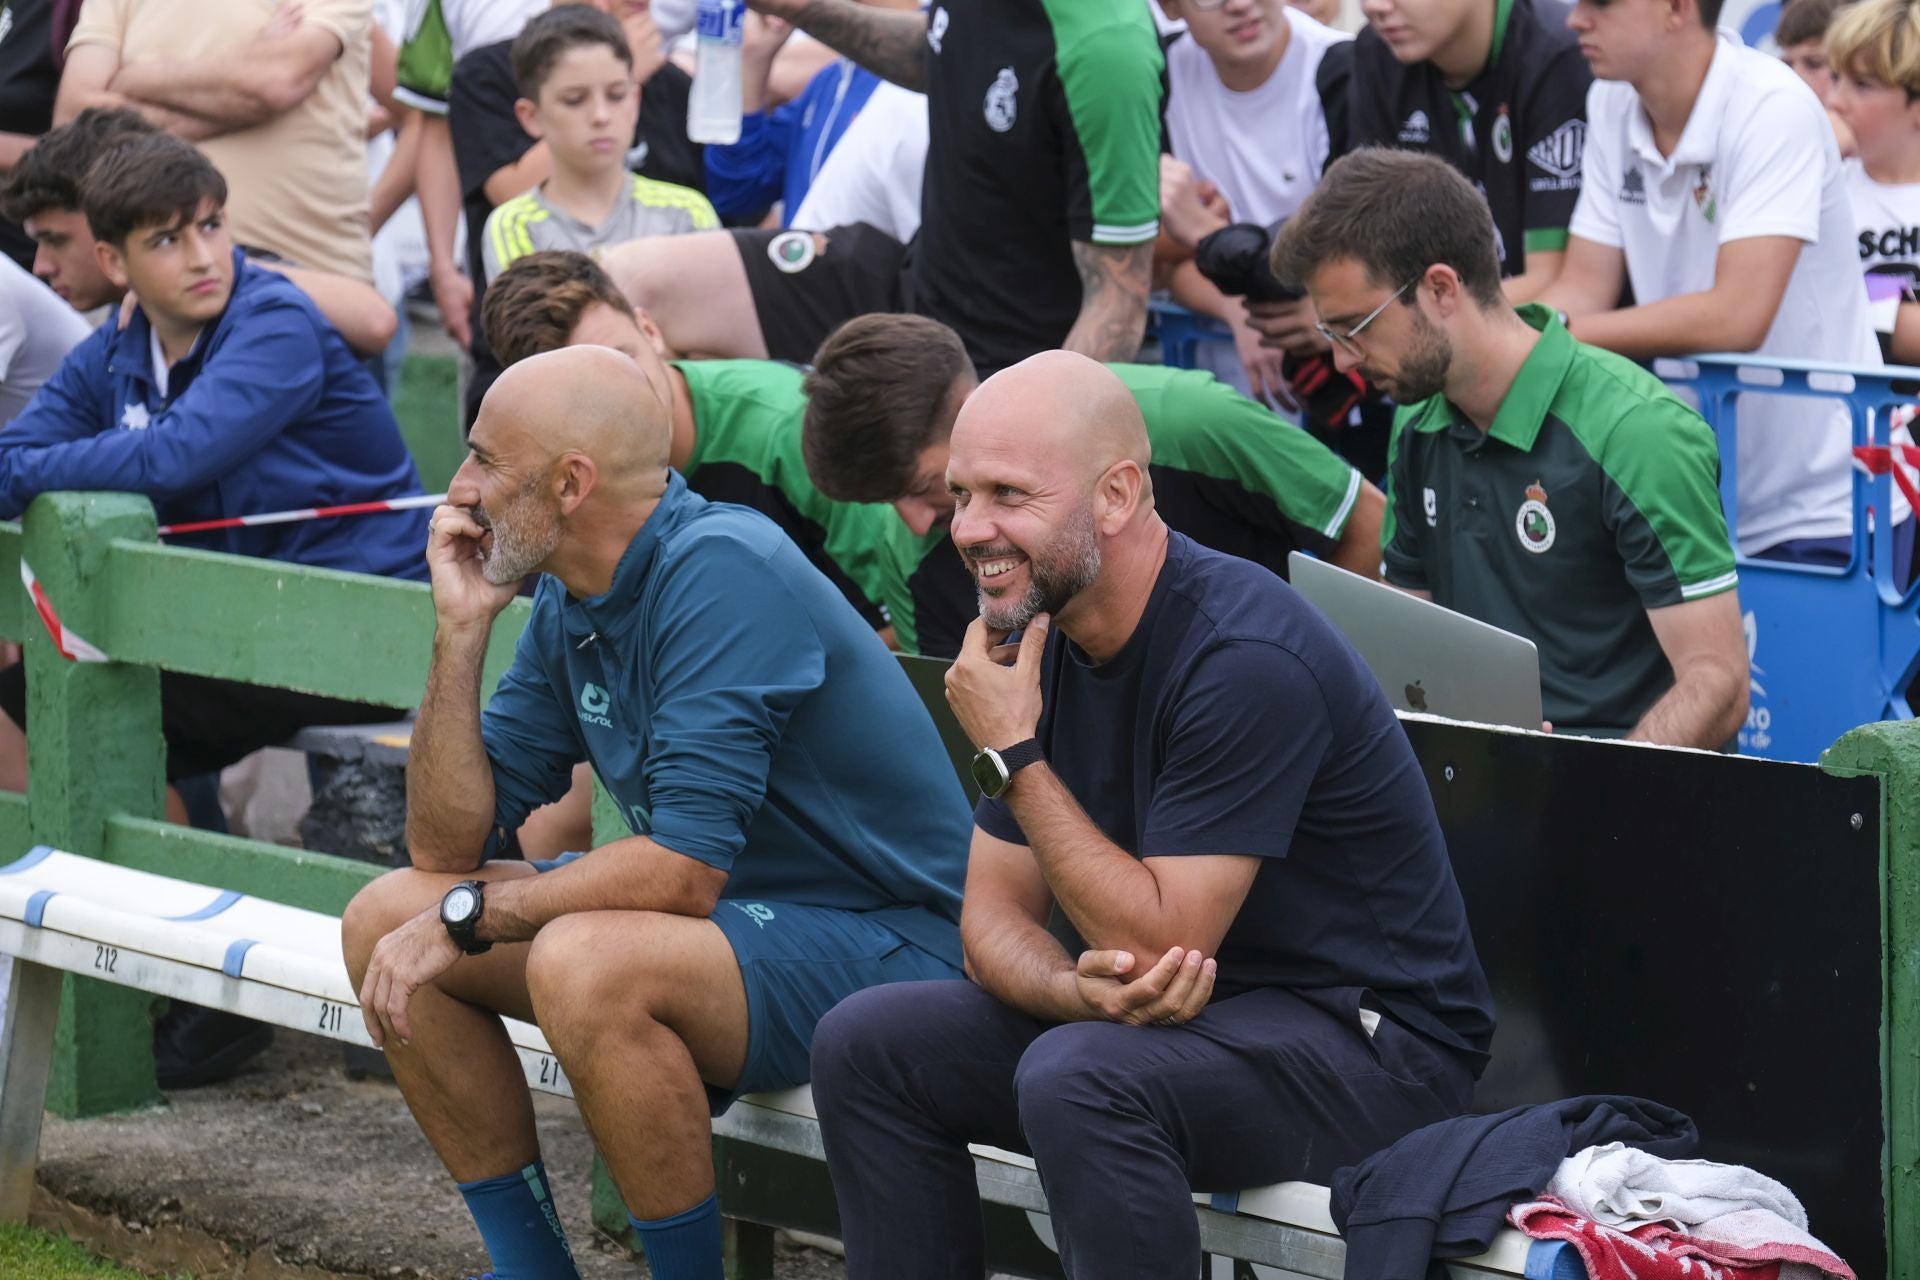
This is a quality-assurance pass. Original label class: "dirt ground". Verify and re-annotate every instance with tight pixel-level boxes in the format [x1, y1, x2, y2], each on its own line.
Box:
[33, 1029, 849, 1280]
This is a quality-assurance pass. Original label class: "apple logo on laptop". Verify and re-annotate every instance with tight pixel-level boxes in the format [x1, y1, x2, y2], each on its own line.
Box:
[1404, 681, 1429, 712]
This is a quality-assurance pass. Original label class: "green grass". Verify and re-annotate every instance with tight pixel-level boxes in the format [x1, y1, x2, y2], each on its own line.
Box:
[0, 1224, 187, 1279]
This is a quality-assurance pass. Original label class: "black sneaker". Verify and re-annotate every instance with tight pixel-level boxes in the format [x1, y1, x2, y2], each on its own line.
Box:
[153, 1003, 273, 1089]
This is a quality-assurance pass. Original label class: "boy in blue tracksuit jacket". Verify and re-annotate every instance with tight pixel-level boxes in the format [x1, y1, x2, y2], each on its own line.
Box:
[0, 135, 426, 790]
[703, 58, 881, 225]
[0, 264, 428, 578]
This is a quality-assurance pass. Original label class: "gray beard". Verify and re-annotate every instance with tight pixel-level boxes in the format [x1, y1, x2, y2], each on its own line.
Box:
[476, 490, 560, 584]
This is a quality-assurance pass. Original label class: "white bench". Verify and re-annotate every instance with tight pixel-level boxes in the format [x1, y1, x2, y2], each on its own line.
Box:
[0, 847, 1567, 1279]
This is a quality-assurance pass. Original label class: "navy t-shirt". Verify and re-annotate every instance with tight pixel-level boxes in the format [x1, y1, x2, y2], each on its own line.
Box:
[975, 534, 1495, 1066]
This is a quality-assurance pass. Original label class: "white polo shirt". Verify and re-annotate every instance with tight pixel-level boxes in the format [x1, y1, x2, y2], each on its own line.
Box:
[1572, 31, 1888, 555]
[1163, 9, 1352, 227]
[0, 257, 91, 429]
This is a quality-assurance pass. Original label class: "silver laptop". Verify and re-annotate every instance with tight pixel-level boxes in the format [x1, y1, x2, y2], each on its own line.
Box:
[1287, 552, 1544, 730]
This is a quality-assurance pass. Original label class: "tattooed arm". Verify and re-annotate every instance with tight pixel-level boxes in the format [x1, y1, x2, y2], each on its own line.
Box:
[1062, 240, 1154, 363]
[748, 0, 929, 91]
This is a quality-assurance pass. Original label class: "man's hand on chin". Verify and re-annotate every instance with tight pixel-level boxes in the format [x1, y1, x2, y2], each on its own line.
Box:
[426, 503, 521, 630]
[945, 614, 1048, 750]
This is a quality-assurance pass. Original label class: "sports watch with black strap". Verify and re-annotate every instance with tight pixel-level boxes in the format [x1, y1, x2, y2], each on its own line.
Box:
[439, 879, 492, 955]
[970, 737, 1044, 800]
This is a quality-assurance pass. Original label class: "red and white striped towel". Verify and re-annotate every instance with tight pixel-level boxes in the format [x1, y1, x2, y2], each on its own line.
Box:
[1510, 1197, 1853, 1280]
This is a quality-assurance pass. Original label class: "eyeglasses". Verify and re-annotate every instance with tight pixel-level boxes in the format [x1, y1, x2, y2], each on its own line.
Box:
[1315, 273, 1424, 356]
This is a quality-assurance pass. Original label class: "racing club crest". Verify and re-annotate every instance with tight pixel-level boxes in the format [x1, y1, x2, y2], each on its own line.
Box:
[1515, 480, 1555, 553]
[766, 230, 817, 274]
[984, 66, 1018, 133]
[1693, 165, 1717, 224]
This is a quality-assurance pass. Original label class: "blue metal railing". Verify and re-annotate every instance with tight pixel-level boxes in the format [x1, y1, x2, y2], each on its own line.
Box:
[1656, 354, 1920, 760]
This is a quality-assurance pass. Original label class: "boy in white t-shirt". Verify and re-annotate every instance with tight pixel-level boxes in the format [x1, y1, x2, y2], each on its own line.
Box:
[1827, 0, 1920, 364]
[1157, 0, 1352, 405]
[1538, 0, 1899, 570]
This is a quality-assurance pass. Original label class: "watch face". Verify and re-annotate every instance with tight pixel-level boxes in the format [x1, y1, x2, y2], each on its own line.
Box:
[443, 885, 478, 924]
[970, 748, 1010, 799]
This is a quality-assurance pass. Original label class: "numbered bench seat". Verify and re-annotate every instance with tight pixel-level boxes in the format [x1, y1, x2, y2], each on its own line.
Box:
[0, 847, 1565, 1280]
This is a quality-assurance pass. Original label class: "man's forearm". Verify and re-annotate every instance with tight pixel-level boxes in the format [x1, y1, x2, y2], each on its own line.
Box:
[475, 835, 727, 943]
[1006, 766, 1184, 960]
[1501, 250, 1564, 306]
[786, 0, 927, 91]
[1628, 665, 1748, 748]
[1168, 260, 1239, 325]
[1063, 241, 1153, 363]
[370, 110, 421, 233]
[406, 623, 499, 872]
[1568, 290, 1770, 361]
[110, 58, 284, 129]
[961, 903, 1082, 1022]
[416, 115, 464, 271]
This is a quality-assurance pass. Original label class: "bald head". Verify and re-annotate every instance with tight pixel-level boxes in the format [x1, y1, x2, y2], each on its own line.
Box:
[957, 351, 1151, 482]
[946, 351, 1163, 637]
[476, 343, 672, 483]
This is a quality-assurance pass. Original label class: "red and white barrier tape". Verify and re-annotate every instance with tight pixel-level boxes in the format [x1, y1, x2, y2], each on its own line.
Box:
[19, 560, 108, 663]
[1851, 443, 1920, 512]
[156, 492, 446, 537]
[16, 494, 447, 663]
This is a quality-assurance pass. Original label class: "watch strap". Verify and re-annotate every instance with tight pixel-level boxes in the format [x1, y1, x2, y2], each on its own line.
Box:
[998, 737, 1044, 775]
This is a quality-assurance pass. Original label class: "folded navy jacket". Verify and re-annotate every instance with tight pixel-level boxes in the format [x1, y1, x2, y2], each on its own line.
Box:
[1329, 1094, 1699, 1279]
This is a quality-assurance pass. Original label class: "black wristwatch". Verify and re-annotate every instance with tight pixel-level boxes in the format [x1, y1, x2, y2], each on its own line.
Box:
[440, 879, 492, 955]
[971, 737, 1044, 800]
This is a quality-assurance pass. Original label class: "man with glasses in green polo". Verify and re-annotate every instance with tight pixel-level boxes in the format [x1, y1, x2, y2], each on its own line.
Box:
[1274, 148, 1751, 748]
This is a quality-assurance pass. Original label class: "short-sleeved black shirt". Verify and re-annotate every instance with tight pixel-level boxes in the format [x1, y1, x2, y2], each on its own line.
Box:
[974, 533, 1495, 1065]
[0, 0, 62, 271]
[1350, 0, 1589, 275]
[907, 0, 1165, 374]
[449, 41, 703, 424]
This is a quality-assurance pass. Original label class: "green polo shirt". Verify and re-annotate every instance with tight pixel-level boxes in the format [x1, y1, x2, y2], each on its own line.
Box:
[1382, 305, 1738, 734]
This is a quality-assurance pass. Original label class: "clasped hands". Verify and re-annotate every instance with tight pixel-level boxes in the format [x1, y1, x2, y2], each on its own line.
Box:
[1073, 945, 1217, 1027]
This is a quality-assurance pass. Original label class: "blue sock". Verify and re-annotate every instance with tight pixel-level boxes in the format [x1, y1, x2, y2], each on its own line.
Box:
[455, 1159, 579, 1280]
[628, 1193, 724, 1280]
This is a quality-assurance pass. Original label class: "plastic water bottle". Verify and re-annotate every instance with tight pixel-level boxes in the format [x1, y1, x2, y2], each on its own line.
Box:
[688, 0, 746, 145]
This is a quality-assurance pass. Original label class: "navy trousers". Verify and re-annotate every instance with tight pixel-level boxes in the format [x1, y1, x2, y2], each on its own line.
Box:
[810, 979, 1478, 1280]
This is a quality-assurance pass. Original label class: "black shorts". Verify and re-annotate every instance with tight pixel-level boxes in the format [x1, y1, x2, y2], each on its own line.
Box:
[732, 222, 908, 364]
[0, 664, 406, 783]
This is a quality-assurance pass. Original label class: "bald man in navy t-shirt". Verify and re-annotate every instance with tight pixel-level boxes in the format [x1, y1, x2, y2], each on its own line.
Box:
[808, 351, 1495, 1280]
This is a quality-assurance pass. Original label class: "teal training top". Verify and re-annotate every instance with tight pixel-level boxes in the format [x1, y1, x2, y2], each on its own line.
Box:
[480, 474, 971, 964]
